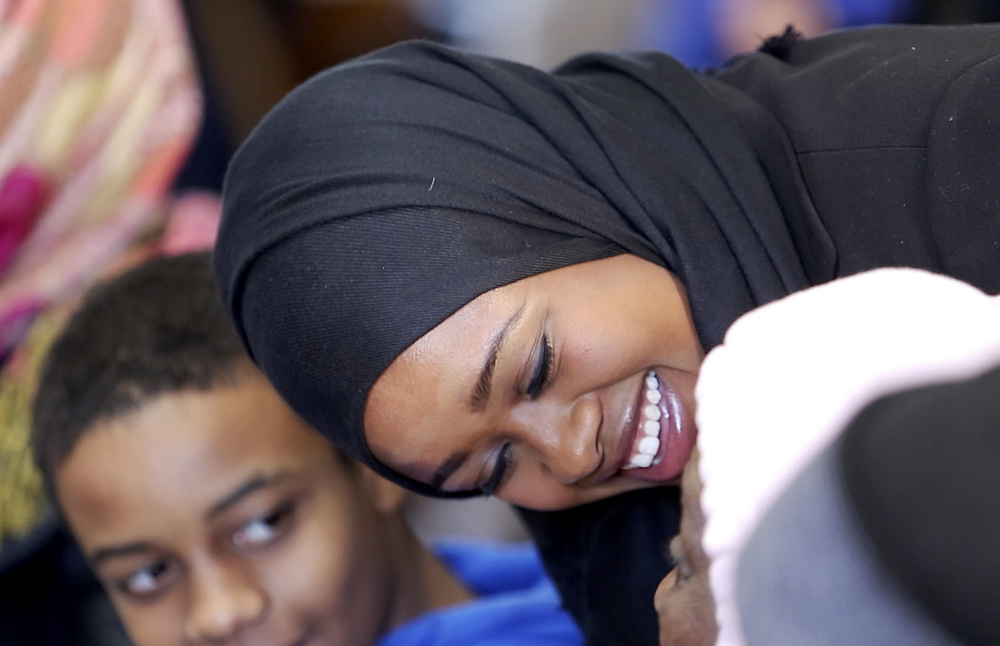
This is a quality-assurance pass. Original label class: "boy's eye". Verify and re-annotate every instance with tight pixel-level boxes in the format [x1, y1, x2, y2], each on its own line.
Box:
[232, 501, 295, 548]
[118, 560, 173, 598]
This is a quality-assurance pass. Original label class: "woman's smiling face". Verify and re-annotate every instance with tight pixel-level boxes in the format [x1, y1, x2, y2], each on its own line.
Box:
[364, 254, 704, 510]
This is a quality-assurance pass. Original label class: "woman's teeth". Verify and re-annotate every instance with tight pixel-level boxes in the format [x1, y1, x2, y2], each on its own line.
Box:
[624, 371, 667, 469]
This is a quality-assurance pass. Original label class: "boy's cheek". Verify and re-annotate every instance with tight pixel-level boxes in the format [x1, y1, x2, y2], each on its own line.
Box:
[654, 568, 678, 615]
[679, 449, 706, 536]
[108, 594, 185, 646]
[654, 569, 717, 646]
[679, 450, 711, 575]
[657, 450, 716, 646]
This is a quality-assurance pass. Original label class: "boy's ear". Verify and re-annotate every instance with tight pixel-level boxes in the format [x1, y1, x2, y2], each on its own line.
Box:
[358, 466, 409, 515]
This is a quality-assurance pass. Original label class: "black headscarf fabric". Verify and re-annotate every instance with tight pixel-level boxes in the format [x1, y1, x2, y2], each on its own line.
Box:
[215, 38, 813, 490]
[216, 24, 1000, 644]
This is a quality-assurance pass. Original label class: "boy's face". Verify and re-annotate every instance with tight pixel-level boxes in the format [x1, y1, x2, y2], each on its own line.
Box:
[57, 370, 397, 646]
[655, 449, 717, 646]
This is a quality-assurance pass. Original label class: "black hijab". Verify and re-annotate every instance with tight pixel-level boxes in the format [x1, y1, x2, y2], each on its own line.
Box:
[216, 25, 1000, 644]
[215, 38, 812, 490]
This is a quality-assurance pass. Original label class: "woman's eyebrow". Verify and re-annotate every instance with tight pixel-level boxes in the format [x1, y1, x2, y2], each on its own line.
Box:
[469, 305, 525, 411]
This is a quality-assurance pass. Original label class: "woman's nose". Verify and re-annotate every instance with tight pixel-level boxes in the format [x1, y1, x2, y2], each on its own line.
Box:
[513, 394, 602, 485]
[184, 560, 268, 644]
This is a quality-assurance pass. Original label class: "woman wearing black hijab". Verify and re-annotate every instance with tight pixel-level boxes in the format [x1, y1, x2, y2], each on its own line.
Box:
[215, 24, 1000, 645]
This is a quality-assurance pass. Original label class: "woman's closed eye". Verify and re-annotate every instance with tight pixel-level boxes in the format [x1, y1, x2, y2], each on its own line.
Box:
[479, 330, 553, 495]
[525, 333, 554, 399]
[231, 500, 296, 548]
[480, 443, 513, 496]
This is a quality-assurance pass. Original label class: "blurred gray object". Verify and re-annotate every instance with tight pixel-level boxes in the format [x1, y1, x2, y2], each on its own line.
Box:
[407, 495, 529, 543]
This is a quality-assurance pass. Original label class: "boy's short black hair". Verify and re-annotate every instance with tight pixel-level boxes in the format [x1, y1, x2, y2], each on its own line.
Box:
[31, 252, 250, 509]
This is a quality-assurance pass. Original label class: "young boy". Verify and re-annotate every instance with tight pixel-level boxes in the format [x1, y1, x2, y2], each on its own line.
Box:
[29, 252, 581, 646]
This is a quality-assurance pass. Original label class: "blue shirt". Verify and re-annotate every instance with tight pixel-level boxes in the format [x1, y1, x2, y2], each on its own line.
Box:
[378, 542, 583, 646]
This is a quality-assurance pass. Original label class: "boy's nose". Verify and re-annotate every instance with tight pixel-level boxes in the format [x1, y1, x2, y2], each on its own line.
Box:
[184, 561, 268, 643]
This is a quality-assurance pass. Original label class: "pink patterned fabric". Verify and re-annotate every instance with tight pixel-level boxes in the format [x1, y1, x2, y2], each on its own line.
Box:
[0, 0, 203, 356]
[0, 0, 213, 541]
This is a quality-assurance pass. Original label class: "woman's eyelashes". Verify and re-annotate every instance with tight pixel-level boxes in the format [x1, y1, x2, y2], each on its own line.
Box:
[525, 333, 554, 399]
[479, 331, 552, 495]
[480, 443, 513, 496]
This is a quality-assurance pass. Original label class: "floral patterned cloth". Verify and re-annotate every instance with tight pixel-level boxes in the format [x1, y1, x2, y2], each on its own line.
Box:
[0, 0, 208, 543]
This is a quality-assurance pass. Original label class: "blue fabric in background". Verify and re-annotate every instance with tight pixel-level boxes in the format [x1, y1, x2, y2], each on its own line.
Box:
[378, 541, 583, 646]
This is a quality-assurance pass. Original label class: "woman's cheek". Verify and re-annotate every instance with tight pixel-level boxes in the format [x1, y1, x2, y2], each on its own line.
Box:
[498, 475, 585, 511]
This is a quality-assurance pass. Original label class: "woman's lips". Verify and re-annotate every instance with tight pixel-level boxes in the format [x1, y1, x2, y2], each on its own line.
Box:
[623, 370, 666, 468]
[618, 369, 697, 483]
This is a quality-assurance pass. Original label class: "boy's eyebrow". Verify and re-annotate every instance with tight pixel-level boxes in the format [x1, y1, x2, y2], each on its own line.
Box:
[87, 472, 296, 565]
[90, 542, 157, 566]
[206, 471, 294, 520]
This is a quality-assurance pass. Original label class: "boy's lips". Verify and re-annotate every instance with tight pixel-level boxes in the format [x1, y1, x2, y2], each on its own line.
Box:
[610, 369, 696, 484]
[281, 629, 315, 646]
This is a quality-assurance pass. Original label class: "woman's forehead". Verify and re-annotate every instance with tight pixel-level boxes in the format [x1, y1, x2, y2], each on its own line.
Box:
[379, 279, 528, 383]
[362, 283, 531, 460]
